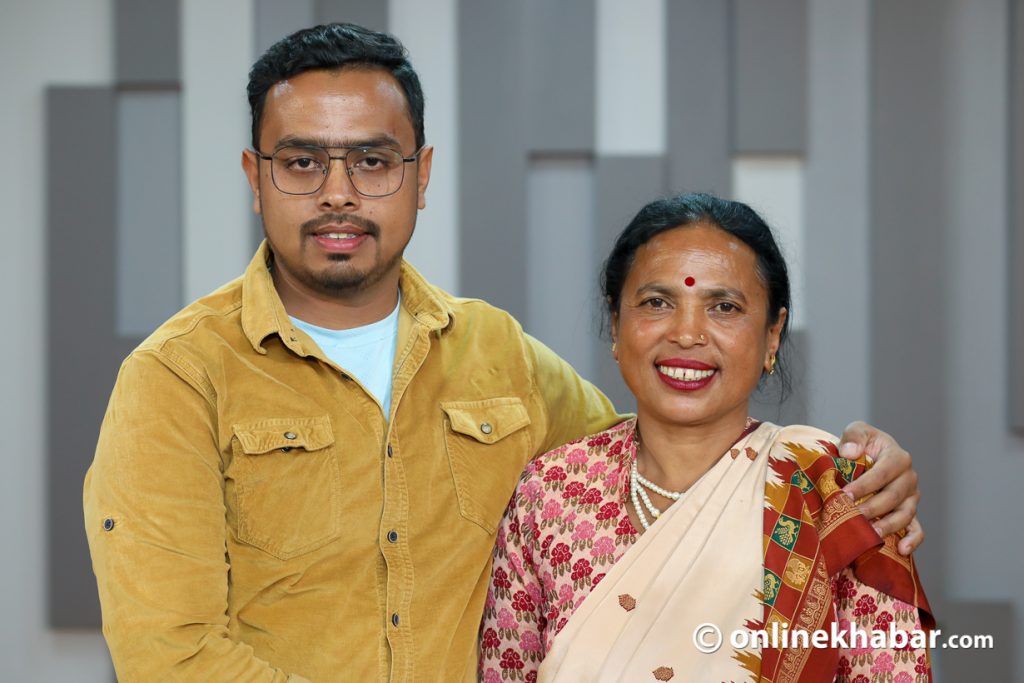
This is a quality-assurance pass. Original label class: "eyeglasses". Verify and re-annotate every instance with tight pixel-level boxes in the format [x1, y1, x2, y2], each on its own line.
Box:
[255, 144, 422, 197]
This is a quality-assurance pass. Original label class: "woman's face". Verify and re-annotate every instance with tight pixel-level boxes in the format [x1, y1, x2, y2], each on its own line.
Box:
[612, 222, 786, 431]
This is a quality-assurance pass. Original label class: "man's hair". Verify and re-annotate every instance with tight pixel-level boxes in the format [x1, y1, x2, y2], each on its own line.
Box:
[247, 23, 425, 150]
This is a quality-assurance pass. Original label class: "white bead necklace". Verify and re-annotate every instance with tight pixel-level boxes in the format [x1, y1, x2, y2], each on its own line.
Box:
[629, 428, 688, 531]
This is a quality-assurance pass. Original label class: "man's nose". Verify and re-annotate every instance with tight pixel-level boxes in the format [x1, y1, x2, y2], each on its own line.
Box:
[317, 157, 362, 209]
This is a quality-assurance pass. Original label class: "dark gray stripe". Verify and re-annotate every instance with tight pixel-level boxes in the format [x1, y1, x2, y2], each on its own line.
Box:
[524, 0, 596, 154]
[457, 0, 528, 320]
[1012, 0, 1024, 432]
[254, 0, 315, 57]
[666, 0, 732, 195]
[315, 0, 388, 30]
[870, 0, 948, 599]
[115, 0, 180, 86]
[48, 87, 142, 628]
[732, 0, 808, 154]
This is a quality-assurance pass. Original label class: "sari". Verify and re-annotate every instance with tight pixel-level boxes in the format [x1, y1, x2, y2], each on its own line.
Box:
[480, 420, 933, 683]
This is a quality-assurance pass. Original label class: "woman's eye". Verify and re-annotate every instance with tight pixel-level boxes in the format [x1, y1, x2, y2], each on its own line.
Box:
[643, 297, 667, 308]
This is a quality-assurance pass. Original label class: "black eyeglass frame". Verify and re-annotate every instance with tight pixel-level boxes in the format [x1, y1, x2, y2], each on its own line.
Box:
[254, 144, 424, 197]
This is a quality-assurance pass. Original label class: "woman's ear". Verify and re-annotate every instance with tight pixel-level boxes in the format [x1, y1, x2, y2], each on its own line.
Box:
[766, 307, 787, 358]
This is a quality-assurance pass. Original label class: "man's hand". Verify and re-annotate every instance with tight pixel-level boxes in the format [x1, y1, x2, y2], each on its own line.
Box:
[838, 421, 923, 556]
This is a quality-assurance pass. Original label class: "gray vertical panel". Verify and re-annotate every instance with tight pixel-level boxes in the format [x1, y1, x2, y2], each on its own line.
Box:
[254, 0, 315, 56]
[526, 158, 596, 381]
[315, 0, 388, 30]
[1012, 0, 1024, 432]
[804, 0, 870, 432]
[749, 329, 808, 425]
[524, 0, 596, 153]
[458, 1, 528, 320]
[732, 0, 808, 153]
[592, 156, 668, 413]
[666, 0, 732, 195]
[870, 0, 948, 604]
[117, 92, 183, 337]
[47, 88, 141, 628]
[115, 0, 180, 85]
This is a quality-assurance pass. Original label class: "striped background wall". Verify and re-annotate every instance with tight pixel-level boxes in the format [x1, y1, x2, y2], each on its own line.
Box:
[18, 0, 1020, 679]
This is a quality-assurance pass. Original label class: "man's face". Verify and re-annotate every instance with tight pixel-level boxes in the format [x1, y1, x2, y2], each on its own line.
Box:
[242, 67, 432, 299]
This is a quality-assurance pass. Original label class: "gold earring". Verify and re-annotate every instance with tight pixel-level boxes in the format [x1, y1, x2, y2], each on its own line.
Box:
[768, 354, 777, 375]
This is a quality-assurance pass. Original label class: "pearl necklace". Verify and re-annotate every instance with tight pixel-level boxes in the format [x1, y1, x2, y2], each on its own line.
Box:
[629, 429, 688, 531]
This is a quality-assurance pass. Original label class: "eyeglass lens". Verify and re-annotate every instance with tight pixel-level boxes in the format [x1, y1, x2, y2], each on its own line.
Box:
[270, 146, 407, 196]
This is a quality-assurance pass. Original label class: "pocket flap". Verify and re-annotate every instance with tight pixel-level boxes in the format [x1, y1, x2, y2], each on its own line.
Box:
[232, 415, 335, 455]
[441, 397, 531, 445]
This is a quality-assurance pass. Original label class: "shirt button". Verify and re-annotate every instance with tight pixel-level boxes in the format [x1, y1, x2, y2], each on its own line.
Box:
[387, 444, 393, 457]
[387, 530, 399, 543]
[391, 613, 400, 627]
[480, 422, 493, 435]
[284, 432, 297, 440]
[102, 518, 115, 531]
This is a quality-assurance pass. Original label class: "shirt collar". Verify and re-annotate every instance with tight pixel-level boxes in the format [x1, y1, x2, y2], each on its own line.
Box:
[241, 241, 454, 354]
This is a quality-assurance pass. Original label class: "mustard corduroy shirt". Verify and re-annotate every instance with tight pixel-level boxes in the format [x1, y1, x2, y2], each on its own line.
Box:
[83, 243, 621, 682]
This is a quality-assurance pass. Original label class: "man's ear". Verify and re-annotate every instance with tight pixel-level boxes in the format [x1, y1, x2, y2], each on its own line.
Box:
[241, 149, 262, 215]
[415, 145, 433, 210]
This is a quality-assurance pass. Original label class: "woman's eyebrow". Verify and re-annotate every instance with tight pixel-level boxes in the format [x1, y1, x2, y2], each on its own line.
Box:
[702, 286, 748, 303]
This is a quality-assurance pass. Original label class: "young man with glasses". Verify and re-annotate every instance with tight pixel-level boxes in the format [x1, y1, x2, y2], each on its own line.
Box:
[84, 22, 924, 682]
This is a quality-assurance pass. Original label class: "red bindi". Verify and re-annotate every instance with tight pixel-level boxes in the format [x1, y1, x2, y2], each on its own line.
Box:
[684, 276, 696, 287]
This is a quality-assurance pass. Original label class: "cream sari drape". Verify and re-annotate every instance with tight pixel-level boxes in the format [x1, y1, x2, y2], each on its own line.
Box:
[538, 423, 781, 683]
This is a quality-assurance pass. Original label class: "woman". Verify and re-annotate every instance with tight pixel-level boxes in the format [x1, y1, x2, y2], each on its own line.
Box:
[479, 194, 933, 682]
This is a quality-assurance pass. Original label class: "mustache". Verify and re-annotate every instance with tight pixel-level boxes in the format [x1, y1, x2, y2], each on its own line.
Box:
[301, 213, 380, 238]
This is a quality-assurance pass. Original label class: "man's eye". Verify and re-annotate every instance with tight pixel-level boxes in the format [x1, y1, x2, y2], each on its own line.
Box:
[713, 302, 738, 313]
[286, 157, 323, 172]
[354, 154, 394, 172]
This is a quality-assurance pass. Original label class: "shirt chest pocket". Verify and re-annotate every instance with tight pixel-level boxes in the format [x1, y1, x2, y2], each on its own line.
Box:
[442, 398, 532, 534]
[228, 416, 341, 560]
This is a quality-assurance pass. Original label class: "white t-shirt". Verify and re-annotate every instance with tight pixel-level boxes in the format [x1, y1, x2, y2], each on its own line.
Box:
[289, 298, 401, 418]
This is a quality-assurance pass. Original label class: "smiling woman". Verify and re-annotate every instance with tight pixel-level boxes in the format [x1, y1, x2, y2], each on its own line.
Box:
[479, 193, 935, 683]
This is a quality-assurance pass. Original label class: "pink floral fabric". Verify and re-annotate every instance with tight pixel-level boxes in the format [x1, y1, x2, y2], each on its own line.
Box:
[479, 419, 930, 682]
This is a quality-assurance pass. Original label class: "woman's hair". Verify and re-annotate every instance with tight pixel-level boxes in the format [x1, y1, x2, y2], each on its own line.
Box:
[600, 192, 792, 393]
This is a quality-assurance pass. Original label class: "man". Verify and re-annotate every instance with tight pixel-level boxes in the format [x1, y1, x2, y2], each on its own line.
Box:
[84, 23, 922, 682]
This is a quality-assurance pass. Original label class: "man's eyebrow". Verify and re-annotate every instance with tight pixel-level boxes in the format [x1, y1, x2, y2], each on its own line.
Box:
[274, 134, 404, 150]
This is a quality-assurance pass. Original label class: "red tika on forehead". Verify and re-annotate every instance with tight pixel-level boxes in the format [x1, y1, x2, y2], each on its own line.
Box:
[684, 276, 696, 287]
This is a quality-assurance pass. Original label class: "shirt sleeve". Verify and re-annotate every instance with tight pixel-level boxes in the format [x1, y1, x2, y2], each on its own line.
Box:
[523, 333, 625, 454]
[833, 567, 932, 681]
[83, 350, 310, 682]
[480, 488, 546, 683]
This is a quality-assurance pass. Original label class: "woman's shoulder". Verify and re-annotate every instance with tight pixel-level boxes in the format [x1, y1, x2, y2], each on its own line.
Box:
[762, 422, 871, 496]
[522, 418, 635, 479]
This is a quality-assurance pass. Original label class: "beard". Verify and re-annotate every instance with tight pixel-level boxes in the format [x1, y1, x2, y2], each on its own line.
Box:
[265, 212, 406, 297]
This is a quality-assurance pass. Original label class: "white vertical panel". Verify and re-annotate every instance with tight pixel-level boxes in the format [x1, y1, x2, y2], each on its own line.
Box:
[182, 0, 255, 302]
[731, 157, 806, 331]
[596, 0, 666, 155]
[527, 159, 596, 382]
[0, 0, 115, 678]
[388, 0, 459, 295]
[805, 0, 870, 429]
